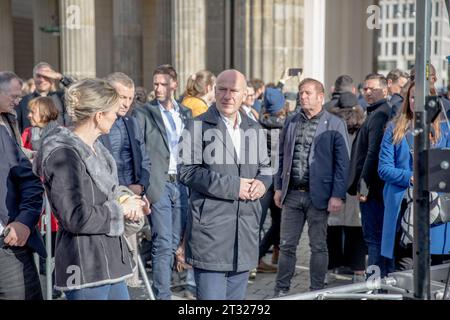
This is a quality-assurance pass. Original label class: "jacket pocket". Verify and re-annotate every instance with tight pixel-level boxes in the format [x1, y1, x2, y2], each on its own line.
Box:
[193, 198, 206, 225]
[98, 237, 112, 278]
[254, 201, 262, 227]
[199, 198, 210, 225]
[322, 176, 333, 183]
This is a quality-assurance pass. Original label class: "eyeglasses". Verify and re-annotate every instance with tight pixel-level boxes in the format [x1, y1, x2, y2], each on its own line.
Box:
[1, 93, 22, 103]
[363, 87, 382, 93]
[10, 95, 22, 102]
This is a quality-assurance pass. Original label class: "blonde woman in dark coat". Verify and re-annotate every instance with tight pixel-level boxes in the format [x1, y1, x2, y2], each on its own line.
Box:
[35, 78, 149, 300]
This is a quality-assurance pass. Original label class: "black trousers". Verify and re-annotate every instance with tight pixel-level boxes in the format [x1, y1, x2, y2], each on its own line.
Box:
[0, 246, 43, 300]
[259, 188, 281, 260]
[327, 226, 367, 271]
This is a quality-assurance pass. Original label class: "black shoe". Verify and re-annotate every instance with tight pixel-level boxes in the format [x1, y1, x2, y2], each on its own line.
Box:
[52, 289, 63, 300]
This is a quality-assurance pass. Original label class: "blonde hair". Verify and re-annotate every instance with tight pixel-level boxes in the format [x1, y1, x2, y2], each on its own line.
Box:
[392, 82, 441, 145]
[184, 70, 216, 98]
[65, 78, 120, 124]
[28, 97, 59, 124]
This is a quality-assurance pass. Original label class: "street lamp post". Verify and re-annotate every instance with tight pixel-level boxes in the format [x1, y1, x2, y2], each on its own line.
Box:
[413, 0, 432, 300]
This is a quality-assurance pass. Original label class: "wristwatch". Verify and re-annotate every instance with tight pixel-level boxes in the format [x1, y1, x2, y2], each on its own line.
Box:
[59, 76, 72, 87]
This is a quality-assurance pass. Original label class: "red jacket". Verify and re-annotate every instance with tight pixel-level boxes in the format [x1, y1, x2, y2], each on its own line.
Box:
[23, 127, 59, 232]
[22, 127, 33, 150]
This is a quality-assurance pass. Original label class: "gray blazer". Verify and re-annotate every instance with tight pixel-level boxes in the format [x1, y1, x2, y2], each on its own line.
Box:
[274, 110, 350, 210]
[134, 100, 192, 203]
[178, 105, 272, 272]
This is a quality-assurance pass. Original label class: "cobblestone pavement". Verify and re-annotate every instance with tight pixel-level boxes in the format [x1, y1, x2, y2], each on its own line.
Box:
[41, 225, 355, 300]
[127, 229, 355, 301]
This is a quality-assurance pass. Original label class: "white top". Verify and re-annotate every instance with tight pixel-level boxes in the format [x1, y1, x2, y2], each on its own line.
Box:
[242, 105, 256, 121]
[158, 101, 184, 174]
[220, 112, 242, 160]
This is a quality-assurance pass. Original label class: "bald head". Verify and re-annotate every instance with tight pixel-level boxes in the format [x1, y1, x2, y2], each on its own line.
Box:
[215, 69, 248, 120]
[217, 70, 247, 88]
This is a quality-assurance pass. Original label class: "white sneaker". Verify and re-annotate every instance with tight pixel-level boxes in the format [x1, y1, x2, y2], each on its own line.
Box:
[324, 272, 329, 285]
[249, 268, 257, 280]
[352, 274, 366, 283]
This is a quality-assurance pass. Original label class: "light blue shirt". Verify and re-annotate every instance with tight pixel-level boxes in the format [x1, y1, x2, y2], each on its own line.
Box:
[158, 100, 184, 174]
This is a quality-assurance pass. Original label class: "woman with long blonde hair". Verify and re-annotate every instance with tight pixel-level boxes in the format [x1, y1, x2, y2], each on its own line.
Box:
[181, 70, 216, 117]
[391, 82, 441, 145]
[378, 82, 450, 272]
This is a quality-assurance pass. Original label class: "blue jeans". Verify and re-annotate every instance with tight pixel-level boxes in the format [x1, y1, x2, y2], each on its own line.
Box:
[185, 269, 196, 293]
[150, 181, 188, 300]
[194, 268, 249, 300]
[360, 198, 394, 278]
[65, 281, 129, 300]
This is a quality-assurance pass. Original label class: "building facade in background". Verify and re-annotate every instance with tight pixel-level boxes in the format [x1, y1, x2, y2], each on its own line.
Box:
[0, 0, 377, 96]
[377, 0, 450, 88]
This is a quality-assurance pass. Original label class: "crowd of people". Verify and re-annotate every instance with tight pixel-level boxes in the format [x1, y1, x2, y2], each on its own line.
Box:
[0, 60, 450, 301]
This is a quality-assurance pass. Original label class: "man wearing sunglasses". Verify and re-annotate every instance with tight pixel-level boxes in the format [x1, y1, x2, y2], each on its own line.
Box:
[348, 73, 393, 279]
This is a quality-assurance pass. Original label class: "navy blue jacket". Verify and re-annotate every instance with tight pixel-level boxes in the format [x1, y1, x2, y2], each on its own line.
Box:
[274, 110, 350, 210]
[0, 126, 45, 257]
[99, 116, 150, 192]
[389, 93, 404, 117]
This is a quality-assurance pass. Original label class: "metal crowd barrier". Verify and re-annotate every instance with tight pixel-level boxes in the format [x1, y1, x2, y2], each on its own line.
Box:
[36, 193, 53, 300]
[39, 193, 155, 300]
[272, 264, 450, 300]
[137, 253, 155, 300]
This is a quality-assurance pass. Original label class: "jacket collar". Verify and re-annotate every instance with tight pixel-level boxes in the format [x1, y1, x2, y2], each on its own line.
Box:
[367, 98, 388, 113]
[202, 104, 256, 129]
[201, 104, 256, 165]
[145, 100, 191, 151]
[299, 108, 324, 121]
[34, 126, 119, 197]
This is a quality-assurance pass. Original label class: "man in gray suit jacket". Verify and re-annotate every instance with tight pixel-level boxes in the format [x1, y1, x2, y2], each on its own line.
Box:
[179, 70, 272, 300]
[134, 65, 192, 300]
[273, 78, 350, 296]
